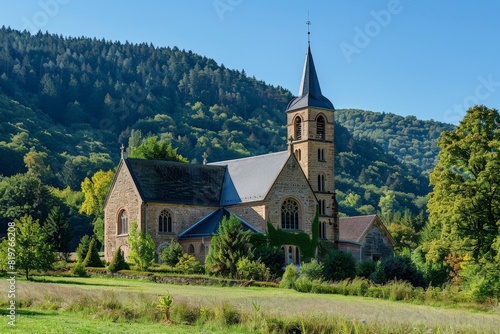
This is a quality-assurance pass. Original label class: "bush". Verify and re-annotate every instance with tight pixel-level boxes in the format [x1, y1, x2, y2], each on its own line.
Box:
[252, 245, 285, 279]
[171, 302, 200, 324]
[71, 262, 87, 277]
[294, 276, 313, 293]
[357, 260, 377, 279]
[108, 248, 129, 273]
[214, 302, 240, 325]
[300, 259, 324, 281]
[381, 256, 425, 287]
[279, 263, 298, 289]
[82, 237, 104, 267]
[159, 242, 184, 267]
[236, 257, 270, 281]
[322, 249, 356, 281]
[174, 253, 204, 274]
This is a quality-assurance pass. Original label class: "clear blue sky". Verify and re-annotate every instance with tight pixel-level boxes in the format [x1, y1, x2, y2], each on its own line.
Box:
[1, 1, 499, 124]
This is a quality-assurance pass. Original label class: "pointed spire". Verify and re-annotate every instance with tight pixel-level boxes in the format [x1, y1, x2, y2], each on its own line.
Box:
[285, 33, 334, 113]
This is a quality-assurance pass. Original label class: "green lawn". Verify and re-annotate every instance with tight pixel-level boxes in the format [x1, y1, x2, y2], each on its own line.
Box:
[0, 275, 499, 333]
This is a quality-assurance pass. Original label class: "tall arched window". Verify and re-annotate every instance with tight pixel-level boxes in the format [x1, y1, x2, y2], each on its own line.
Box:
[316, 115, 325, 139]
[118, 210, 128, 235]
[159, 209, 173, 233]
[295, 149, 301, 161]
[317, 174, 325, 192]
[294, 117, 302, 140]
[281, 198, 300, 230]
[319, 222, 327, 239]
[317, 148, 325, 161]
[318, 199, 326, 215]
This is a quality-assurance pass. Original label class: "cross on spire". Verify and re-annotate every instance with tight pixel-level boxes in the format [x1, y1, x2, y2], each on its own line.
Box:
[306, 13, 311, 45]
[120, 144, 125, 159]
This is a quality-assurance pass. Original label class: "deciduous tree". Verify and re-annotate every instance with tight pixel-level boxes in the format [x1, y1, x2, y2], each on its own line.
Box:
[80, 169, 114, 242]
[128, 222, 155, 271]
[427, 105, 500, 261]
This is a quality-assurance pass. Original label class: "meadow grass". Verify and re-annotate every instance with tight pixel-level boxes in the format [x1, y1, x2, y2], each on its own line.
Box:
[0, 275, 499, 333]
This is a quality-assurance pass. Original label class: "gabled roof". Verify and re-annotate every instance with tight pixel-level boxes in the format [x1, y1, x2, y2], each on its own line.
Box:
[339, 215, 395, 246]
[124, 158, 226, 206]
[208, 151, 289, 205]
[286, 45, 334, 112]
[178, 208, 260, 239]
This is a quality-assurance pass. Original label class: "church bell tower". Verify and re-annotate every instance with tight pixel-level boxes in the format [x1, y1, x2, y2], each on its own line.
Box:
[286, 41, 338, 243]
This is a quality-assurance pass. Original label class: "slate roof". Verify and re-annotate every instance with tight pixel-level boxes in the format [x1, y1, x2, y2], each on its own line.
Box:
[125, 158, 226, 206]
[338, 215, 378, 243]
[178, 208, 260, 239]
[286, 45, 334, 112]
[208, 151, 289, 205]
[339, 215, 395, 246]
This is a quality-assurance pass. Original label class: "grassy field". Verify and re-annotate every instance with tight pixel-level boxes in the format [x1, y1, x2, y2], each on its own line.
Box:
[0, 275, 499, 333]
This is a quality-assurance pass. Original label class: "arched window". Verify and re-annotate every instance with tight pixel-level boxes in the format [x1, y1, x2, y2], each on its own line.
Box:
[316, 115, 325, 139]
[318, 199, 326, 215]
[295, 149, 301, 161]
[294, 117, 302, 140]
[158, 209, 173, 233]
[281, 198, 300, 230]
[188, 244, 195, 254]
[317, 148, 325, 161]
[319, 222, 327, 239]
[118, 210, 128, 235]
[288, 246, 293, 264]
[295, 247, 300, 265]
[317, 174, 325, 192]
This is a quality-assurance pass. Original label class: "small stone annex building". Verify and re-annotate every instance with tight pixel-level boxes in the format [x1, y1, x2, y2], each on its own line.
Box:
[103, 42, 395, 264]
[338, 215, 395, 262]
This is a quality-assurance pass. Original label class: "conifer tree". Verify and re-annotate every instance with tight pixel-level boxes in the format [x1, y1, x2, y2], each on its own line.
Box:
[205, 215, 252, 278]
[82, 237, 104, 267]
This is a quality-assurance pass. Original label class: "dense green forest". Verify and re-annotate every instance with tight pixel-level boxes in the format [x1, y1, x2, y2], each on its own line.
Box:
[336, 109, 454, 174]
[0, 27, 454, 248]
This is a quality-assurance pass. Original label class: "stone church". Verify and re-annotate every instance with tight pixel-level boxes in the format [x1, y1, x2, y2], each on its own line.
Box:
[103, 43, 394, 264]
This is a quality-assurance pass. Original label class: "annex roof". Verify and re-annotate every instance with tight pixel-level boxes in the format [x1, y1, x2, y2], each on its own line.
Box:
[178, 208, 260, 239]
[208, 151, 289, 205]
[286, 45, 334, 112]
[124, 158, 226, 206]
[338, 214, 378, 243]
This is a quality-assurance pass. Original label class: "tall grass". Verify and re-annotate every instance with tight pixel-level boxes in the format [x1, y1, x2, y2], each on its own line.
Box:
[2, 277, 499, 333]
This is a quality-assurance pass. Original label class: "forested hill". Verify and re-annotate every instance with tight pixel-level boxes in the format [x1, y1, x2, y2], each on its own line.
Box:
[0, 27, 447, 217]
[336, 109, 454, 174]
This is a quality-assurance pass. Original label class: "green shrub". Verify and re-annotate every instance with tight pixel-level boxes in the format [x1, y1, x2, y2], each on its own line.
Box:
[236, 257, 270, 281]
[71, 262, 87, 277]
[381, 256, 425, 287]
[279, 263, 298, 289]
[357, 260, 377, 279]
[299, 259, 324, 281]
[322, 249, 356, 281]
[252, 245, 285, 279]
[82, 237, 104, 267]
[171, 302, 200, 324]
[159, 242, 184, 267]
[294, 276, 313, 293]
[174, 253, 204, 274]
[107, 248, 129, 273]
[214, 302, 240, 325]
[348, 277, 371, 296]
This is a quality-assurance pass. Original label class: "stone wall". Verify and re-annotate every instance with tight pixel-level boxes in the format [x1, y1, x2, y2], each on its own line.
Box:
[104, 161, 142, 262]
[361, 225, 394, 262]
[266, 155, 317, 235]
